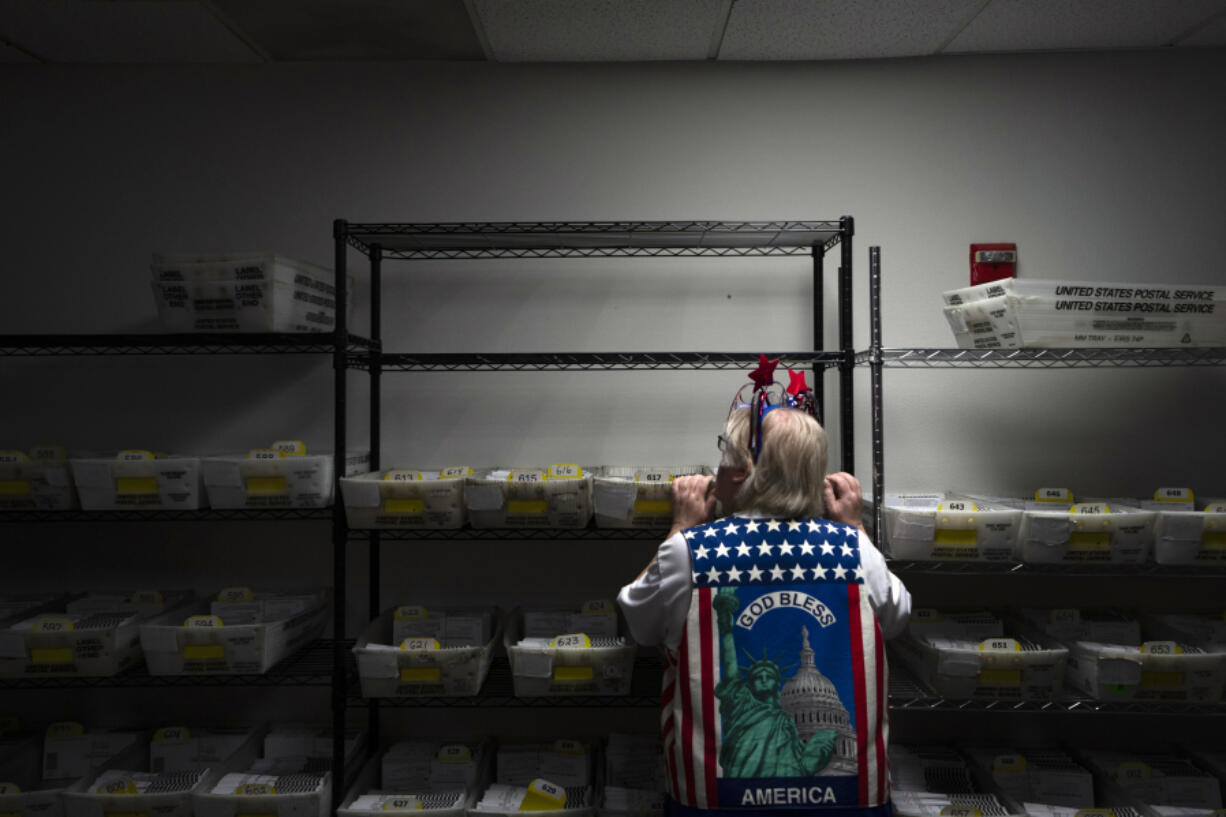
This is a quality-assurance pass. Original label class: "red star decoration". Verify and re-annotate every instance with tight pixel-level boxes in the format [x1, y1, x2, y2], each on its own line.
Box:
[786, 368, 809, 396]
[748, 354, 779, 390]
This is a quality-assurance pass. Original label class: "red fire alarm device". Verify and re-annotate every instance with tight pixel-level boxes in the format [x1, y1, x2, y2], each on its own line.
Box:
[970, 243, 1017, 286]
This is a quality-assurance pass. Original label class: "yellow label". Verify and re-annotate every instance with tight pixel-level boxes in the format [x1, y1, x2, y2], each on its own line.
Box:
[129, 590, 164, 606]
[938, 501, 979, 513]
[635, 470, 673, 483]
[1154, 487, 1193, 503]
[394, 606, 427, 621]
[245, 476, 288, 495]
[116, 477, 159, 495]
[0, 481, 29, 496]
[400, 667, 442, 682]
[399, 638, 440, 651]
[1071, 503, 1110, 514]
[553, 666, 595, 681]
[1117, 761, 1151, 781]
[993, 754, 1027, 772]
[270, 440, 306, 456]
[97, 777, 138, 795]
[0, 451, 29, 464]
[940, 807, 982, 817]
[508, 499, 548, 515]
[117, 450, 155, 461]
[184, 644, 225, 660]
[236, 783, 277, 795]
[580, 599, 613, 615]
[520, 779, 567, 811]
[979, 668, 1022, 684]
[551, 740, 587, 756]
[31, 647, 73, 664]
[1141, 641, 1183, 655]
[385, 470, 423, 482]
[0, 781, 22, 794]
[385, 498, 425, 514]
[1205, 502, 1226, 514]
[508, 470, 544, 484]
[1069, 531, 1110, 550]
[440, 467, 471, 479]
[979, 638, 1021, 652]
[1074, 810, 1116, 817]
[185, 614, 224, 627]
[381, 797, 423, 811]
[548, 464, 582, 479]
[633, 499, 673, 515]
[1035, 487, 1073, 503]
[1141, 671, 1185, 687]
[46, 721, 84, 738]
[217, 586, 254, 603]
[30, 446, 67, 461]
[437, 745, 473, 763]
[933, 529, 978, 546]
[153, 726, 191, 742]
[551, 633, 591, 649]
[33, 617, 73, 633]
[246, 449, 283, 461]
[909, 608, 942, 623]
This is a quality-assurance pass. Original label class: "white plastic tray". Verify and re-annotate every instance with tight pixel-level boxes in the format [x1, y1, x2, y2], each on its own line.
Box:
[341, 468, 471, 529]
[465, 467, 593, 529]
[70, 456, 205, 511]
[869, 493, 1021, 561]
[202, 451, 369, 509]
[504, 609, 636, 697]
[592, 466, 711, 529]
[353, 607, 500, 697]
[0, 452, 77, 510]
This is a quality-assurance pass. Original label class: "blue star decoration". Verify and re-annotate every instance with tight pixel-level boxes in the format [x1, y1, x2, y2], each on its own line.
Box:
[684, 516, 865, 586]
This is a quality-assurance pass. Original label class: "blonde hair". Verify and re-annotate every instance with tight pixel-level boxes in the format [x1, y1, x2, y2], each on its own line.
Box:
[723, 407, 827, 518]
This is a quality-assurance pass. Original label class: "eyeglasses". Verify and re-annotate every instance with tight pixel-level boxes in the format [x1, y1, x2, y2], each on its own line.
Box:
[717, 434, 732, 453]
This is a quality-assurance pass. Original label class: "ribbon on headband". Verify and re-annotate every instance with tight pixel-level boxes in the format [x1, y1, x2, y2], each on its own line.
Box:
[729, 354, 819, 461]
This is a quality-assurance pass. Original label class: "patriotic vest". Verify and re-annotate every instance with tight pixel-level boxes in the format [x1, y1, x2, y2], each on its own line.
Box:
[661, 515, 890, 817]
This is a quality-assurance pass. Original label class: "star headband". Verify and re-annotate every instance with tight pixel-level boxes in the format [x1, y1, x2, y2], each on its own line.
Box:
[728, 354, 820, 462]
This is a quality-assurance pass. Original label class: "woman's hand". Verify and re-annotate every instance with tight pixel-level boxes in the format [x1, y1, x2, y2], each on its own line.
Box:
[823, 472, 863, 527]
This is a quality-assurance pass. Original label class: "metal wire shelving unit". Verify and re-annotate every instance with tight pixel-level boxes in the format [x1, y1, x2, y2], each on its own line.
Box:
[333, 217, 858, 795]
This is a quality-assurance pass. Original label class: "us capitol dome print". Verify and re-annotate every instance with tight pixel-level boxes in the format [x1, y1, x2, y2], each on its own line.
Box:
[780, 626, 857, 775]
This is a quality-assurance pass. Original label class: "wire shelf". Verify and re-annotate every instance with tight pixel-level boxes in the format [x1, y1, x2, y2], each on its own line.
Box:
[379, 351, 845, 373]
[886, 559, 1226, 577]
[342, 220, 847, 259]
[348, 526, 668, 542]
[863, 347, 1226, 368]
[350, 655, 663, 708]
[0, 639, 349, 689]
[0, 333, 377, 367]
[1, 508, 335, 523]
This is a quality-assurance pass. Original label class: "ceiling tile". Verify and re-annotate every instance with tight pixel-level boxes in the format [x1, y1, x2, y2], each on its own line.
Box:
[471, 0, 728, 62]
[947, 0, 1226, 53]
[1177, 10, 1226, 45]
[0, 0, 261, 63]
[719, 0, 986, 61]
[209, 0, 485, 61]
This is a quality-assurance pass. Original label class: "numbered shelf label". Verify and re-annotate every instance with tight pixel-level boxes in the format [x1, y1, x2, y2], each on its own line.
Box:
[400, 638, 440, 651]
[440, 467, 472, 479]
[1035, 487, 1073, 503]
[551, 633, 591, 649]
[185, 615, 223, 628]
[939, 806, 982, 817]
[635, 470, 673, 483]
[437, 745, 472, 763]
[247, 448, 283, 461]
[33, 617, 74, 633]
[547, 464, 582, 479]
[129, 590, 164, 606]
[97, 777, 138, 795]
[0, 451, 28, 464]
[909, 608, 943, 623]
[31, 445, 67, 461]
[520, 779, 567, 811]
[153, 726, 191, 743]
[508, 470, 544, 484]
[1116, 761, 1151, 781]
[117, 450, 155, 462]
[270, 440, 306, 456]
[237, 782, 277, 795]
[1141, 641, 1182, 655]
[993, 754, 1027, 772]
[1154, 487, 1194, 503]
[1071, 503, 1110, 515]
[938, 500, 979, 513]
[217, 586, 254, 603]
[579, 599, 613, 615]
[979, 638, 1021, 652]
[551, 739, 587, 755]
[45, 721, 84, 738]
[385, 470, 423, 482]
[394, 606, 427, 621]
[382, 796, 424, 811]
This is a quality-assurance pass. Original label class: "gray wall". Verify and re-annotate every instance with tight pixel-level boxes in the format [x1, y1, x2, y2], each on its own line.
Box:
[2, 50, 1224, 743]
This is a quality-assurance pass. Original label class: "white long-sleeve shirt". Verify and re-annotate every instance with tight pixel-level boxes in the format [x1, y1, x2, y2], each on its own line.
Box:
[617, 514, 912, 651]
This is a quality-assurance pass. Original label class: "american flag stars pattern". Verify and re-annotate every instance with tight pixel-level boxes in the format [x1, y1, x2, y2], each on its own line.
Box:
[684, 515, 864, 587]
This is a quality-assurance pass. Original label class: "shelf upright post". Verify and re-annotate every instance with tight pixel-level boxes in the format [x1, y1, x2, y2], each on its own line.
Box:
[331, 218, 350, 809]
[812, 244, 825, 424]
[838, 216, 855, 474]
[368, 242, 383, 750]
[869, 246, 884, 545]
